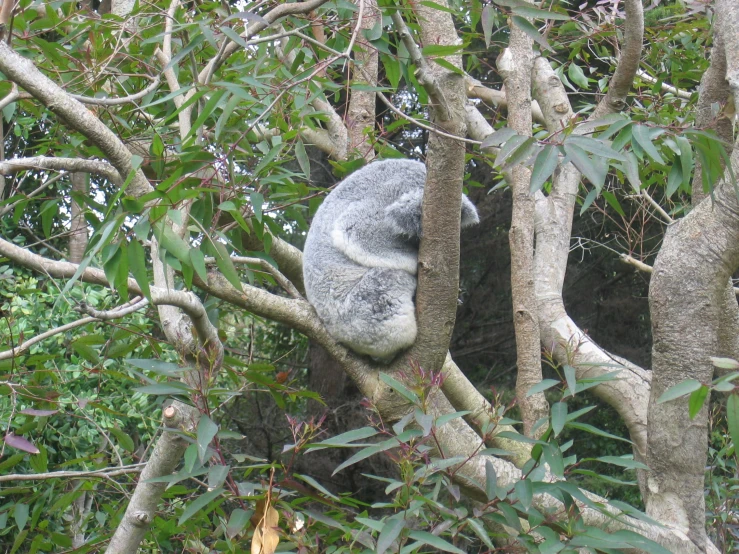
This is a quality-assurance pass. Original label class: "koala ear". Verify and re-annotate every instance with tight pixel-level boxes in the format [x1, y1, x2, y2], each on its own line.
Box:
[461, 195, 480, 228]
[385, 188, 424, 238]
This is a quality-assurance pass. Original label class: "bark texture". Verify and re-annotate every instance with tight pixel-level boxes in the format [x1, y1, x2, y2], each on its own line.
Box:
[409, 0, 468, 373]
[347, 0, 379, 159]
[68, 172, 88, 264]
[647, 3, 739, 545]
[648, 153, 739, 546]
[499, 19, 547, 437]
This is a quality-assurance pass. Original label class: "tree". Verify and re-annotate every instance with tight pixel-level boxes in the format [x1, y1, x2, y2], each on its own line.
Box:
[0, 0, 737, 552]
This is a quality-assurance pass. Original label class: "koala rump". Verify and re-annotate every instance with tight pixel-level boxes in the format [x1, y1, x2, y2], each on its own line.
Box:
[303, 159, 479, 360]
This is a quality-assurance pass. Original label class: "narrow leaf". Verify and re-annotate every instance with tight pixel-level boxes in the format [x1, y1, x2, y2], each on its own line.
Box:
[530, 144, 559, 193]
[197, 416, 219, 462]
[377, 517, 404, 554]
[178, 488, 224, 525]
[551, 402, 567, 436]
[632, 125, 665, 165]
[511, 16, 553, 52]
[527, 379, 560, 396]
[688, 385, 709, 419]
[726, 394, 739, 452]
[485, 459, 497, 501]
[407, 530, 466, 554]
[564, 143, 607, 190]
[657, 379, 702, 403]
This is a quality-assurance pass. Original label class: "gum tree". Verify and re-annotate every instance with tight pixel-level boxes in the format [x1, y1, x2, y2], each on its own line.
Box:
[0, 0, 736, 551]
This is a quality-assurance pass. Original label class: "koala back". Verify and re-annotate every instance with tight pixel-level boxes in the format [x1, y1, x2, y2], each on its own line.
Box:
[303, 158, 478, 360]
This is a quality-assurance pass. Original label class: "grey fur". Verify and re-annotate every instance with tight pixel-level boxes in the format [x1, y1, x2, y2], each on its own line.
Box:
[303, 159, 479, 359]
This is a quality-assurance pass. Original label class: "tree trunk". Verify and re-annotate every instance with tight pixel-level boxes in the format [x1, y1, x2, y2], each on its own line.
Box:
[647, 154, 739, 546]
[68, 172, 88, 264]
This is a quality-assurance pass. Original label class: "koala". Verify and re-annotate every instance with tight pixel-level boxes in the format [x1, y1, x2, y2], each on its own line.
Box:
[303, 159, 479, 360]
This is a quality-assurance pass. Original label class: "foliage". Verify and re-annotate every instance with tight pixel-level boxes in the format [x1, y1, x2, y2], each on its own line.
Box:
[0, 0, 736, 551]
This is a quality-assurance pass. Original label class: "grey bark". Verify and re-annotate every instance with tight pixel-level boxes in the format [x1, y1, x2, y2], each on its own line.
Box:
[406, 1, 468, 373]
[68, 172, 88, 264]
[647, 149, 739, 548]
[347, 0, 379, 160]
[690, 34, 732, 204]
[647, 2, 739, 546]
[499, 21, 547, 436]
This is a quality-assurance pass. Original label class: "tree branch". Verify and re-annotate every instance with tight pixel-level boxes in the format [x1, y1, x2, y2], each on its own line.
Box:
[0, 42, 152, 198]
[591, 0, 644, 118]
[499, 11, 547, 437]
[0, 157, 122, 185]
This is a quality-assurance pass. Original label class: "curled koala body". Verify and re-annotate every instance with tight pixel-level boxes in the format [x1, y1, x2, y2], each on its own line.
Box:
[303, 159, 479, 359]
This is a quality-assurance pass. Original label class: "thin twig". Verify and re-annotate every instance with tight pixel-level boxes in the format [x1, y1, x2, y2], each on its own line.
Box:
[69, 76, 161, 106]
[204, 256, 302, 299]
[0, 464, 144, 483]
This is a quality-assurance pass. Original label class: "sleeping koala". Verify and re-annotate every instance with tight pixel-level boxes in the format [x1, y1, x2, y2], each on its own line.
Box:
[303, 159, 479, 360]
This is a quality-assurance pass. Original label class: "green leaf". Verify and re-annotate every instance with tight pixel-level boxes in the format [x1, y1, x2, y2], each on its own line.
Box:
[632, 125, 665, 165]
[212, 241, 243, 292]
[563, 365, 577, 396]
[566, 422, 632, 443]
[189, 248, 208, 284]
[135, 383, 191, 395]
[511, 16, 553, 52]
[197, 416, 219, 462]
[657, 379, 702, 403]
[434, 57, 465, 76]
[332, 430, 422, 475]
[564, 143, 607, 191]
[496, 502, 521, 532]
[185, 89, 229, 145]
[595, 455, 649, 470]
[621, 152, 641, 192]
[310, 426, 378, 448]
[377, 517, 404, 554]
[481, 5, 494, 48]
[407, 530, 466, 554]
[421, 44, 464, 57]
[164, 34, 205, 71]
[71, 341, 100, 364]
[601, 190, 625, 217]
[295, 473, 339, 500]
[666, 160, 682, 198]
[726, 394, 739, 452]
[551, 402, 567, 436]
[688, 385, 709, 419]
[250, 192, 264, 223]
[485, 459, 497, 501]
[567, 62, 589, 89]
[226, 508, 250, 539]
[295, 140, 311, 180]
[178, 488, 224, 525]
[127, 239, 151, 301]
[156, 223, 191, 265]
[529, 144, 560, 193]
[14, 504, 28, 531]
[511, 5, 569, 20]
[526, 379, 560, 396]
[127, 359, 183, 375]
[481, 127, 517, 149]
[435, 410, 471, 428]
[542, 443, 565, 477]
[515, 479, 533, 509]
[676, 135, 693, 189]
[108, 427, 135, 452]
[379, 373, 420, 404]
[466, 517, 494, 549]
[711, 357, 739, 370]
[565, 135, 626, 162]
